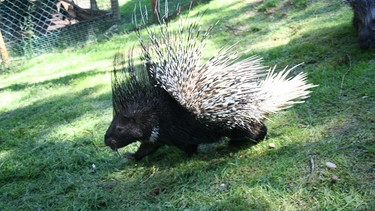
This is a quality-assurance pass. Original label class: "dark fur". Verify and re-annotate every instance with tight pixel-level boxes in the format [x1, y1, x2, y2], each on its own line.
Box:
[104, 53, 267, 160]
[346, 0, 375, 49]
[105, 96, 267, 160]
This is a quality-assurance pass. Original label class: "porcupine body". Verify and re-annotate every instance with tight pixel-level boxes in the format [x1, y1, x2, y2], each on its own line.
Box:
[104, 13, 316, 160]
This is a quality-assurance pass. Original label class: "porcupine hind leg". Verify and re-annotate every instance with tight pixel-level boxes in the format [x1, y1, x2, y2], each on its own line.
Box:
[125, 142, 163, 160]
[174, 143, 198, 157]
[228, 123, 267, 147]
[166, 123, 199, 156]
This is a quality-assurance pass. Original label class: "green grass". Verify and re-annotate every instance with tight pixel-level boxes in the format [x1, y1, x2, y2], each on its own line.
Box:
[1, 0, 374, 210]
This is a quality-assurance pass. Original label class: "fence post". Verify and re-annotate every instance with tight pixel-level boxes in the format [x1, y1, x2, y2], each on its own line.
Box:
[110, 0, 120, 20]
[0, 31, 9, 67]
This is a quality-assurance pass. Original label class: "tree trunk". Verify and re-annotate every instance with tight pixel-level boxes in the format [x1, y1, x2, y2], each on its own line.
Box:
[110, 0, 120, 20]
[90, 0, 99, 10]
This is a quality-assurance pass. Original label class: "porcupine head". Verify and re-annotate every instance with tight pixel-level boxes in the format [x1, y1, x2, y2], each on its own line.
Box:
[104, 53, 162, 152]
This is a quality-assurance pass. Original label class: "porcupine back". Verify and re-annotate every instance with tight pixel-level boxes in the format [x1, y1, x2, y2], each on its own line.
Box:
[139, 15, 316, 132]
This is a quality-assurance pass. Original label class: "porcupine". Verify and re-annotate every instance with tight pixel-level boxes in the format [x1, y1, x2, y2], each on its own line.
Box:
[104, 12, 316, 161]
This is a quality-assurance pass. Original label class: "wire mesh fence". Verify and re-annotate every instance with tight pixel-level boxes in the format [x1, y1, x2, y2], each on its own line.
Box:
[0, 0, 119, 57]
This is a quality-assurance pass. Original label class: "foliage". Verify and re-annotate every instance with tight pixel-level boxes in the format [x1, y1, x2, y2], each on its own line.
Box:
[0, 0, 374, 210]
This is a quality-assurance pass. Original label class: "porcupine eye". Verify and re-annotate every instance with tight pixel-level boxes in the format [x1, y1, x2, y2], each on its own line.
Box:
[119, 115, 144, 138]
[114, 115, 133, 136]
[116, 126, 125, 134]
[124, 116, 137, 125]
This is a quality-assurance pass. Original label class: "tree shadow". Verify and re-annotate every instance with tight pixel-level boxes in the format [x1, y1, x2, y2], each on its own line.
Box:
[0, 69, 109, 92]
[115, 0, 213, 32]
[186, 0, 354, 54]
[0, 75, 114, 208]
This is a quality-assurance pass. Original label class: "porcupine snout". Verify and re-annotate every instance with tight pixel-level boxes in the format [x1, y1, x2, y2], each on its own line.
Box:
[104, 134, 118, 151]
[104, 113, 146, 151]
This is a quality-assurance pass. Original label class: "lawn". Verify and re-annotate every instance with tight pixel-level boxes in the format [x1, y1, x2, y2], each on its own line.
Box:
[0, 0, 374, 210]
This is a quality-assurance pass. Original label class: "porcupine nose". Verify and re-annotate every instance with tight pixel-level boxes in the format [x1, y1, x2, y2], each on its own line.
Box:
[104, 135, 118, 151]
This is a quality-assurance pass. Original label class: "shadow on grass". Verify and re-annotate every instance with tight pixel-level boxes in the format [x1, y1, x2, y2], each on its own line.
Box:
[0, 69, 117, 208]
[0, 70, 109, 92]
[1, 85, 108, 142]
[187, 1, 354, 56]
[119, 0, 213, 20]
[115, 0, 213, 33]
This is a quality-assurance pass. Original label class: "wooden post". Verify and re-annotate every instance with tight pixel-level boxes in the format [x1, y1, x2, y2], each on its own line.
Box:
[0, 31, 9, 68]
[110, 0, 120, 20]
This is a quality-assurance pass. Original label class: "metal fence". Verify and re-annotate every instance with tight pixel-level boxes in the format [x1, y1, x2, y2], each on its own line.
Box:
[0, 0, 119, 56]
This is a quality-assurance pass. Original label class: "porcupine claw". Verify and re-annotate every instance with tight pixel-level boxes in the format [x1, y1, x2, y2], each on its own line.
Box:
[124, 153, 136, 160]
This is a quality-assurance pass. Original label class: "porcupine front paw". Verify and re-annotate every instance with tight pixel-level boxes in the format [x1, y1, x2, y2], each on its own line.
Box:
[126, 142, 162, 160]
[124, 153, 137, 160]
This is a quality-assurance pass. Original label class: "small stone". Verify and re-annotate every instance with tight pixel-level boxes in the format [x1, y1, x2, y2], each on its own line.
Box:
[218, 183, 227, 191]
[326, 162, 337, 169]
[90, 164, 97, 174]
[269, 143, 276, 148]
[211, 159, 220, 163]
[56, 195, 65, 201]
[331, 175, 339, 183]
